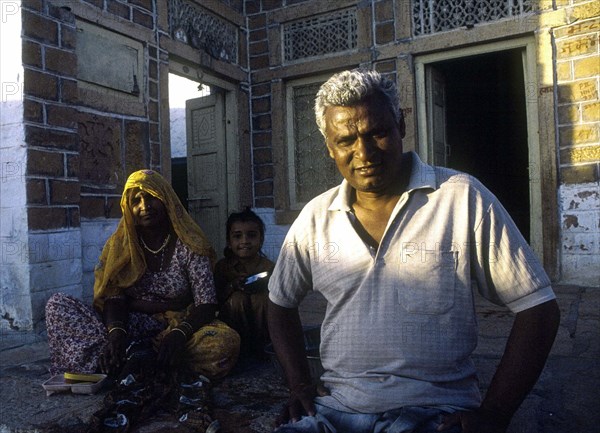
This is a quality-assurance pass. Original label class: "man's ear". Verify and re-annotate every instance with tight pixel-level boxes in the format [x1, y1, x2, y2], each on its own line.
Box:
[325, 141, 335, 159]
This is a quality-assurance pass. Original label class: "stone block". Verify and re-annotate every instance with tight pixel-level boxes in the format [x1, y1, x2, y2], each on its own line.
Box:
[50, 179, 80, 205]
[252, 96, 271, 114]
[559, 144, 600, 164]
[25, 125, 79, 151]
[129, 0, 153, 10]
[562, 231, 599, 255]
[61, 78, 78, 104]
[554, 17, 600, 38]
[46, 104, 78, 129]
[559, 182, 600, 211]
[66, 154, 80, 178]
[23, 69, 58, 100]
[61, 25, 76, 50]
[556, 34, 598, 59]
[45, 47, 77, 77]
[21, 9, 58, 45]
[23, 99, 43, 123]
[253, 147, 273, 165]
[250, 54, 270, 69]
[249, 28, 267, 43]
[28, 230, 82, 265]
[376, 22, 395, 45]
[556, 61, 572, 81]
[250, 40, 268, 56]
[557, 103, 580, 125]
[26, 149, 64, 177]
[133, 8, 153, 29]
[574, 55, 600, 79]
[29, 259, 82, 294]
[26, 179, 46, 205]
[253, 131, 272, 148]
[27, 207, 67, 230]
[560, 164, 598, 184]
[252, 113, 271, 130]
[375, 0, 394, 22]
[254, 180, 274, 197]
[559, 124, 599, 146]
[107, 0, 130, 19]
[581, 101, 599, 122]
[558, 79, 598, 103]
[22, 40, 42, 68]
[562, 211, 599, 232]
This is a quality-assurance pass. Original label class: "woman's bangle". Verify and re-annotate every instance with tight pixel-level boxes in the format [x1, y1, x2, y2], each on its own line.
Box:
[179, 321, 194, 335]
[108, 326, 127, 335]
[170, 327, 188, 339]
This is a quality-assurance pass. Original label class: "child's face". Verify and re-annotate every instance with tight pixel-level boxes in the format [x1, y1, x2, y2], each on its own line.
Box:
[228, 221, 263, 260]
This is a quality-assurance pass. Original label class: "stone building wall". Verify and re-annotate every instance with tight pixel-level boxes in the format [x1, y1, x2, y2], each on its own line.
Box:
[2, 0, 599, 332]
[554, 12, 600, 286]
[1, 0, 251, 331]
[245, 0, 599, 284]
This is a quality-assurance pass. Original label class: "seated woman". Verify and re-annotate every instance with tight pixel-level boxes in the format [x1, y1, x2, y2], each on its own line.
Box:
[45, 169, 240, 380]
[213, 208, 275, 359]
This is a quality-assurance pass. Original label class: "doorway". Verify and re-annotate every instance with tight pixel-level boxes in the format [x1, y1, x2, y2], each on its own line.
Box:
[168, 64, 240, 258]
[416, 38, 543, 255]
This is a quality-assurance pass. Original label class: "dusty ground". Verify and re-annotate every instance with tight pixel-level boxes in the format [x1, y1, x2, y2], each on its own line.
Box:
[1, 287, 599, 433]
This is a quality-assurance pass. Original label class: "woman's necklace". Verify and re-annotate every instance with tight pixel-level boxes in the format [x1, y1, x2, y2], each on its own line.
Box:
[140, 233, 171, 254]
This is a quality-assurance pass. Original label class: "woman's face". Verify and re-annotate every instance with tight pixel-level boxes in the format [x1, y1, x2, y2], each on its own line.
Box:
[130, 189, 168, 228]
[228, 221, 263, 260]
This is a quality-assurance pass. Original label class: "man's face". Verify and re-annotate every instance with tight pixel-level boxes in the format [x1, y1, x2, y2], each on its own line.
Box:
[324, 94, 405, 195]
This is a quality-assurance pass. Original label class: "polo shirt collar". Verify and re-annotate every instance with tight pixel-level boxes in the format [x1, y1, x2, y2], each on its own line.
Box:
[328, 151, 437, 212]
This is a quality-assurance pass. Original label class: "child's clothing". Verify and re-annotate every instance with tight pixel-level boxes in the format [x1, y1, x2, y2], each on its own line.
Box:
[214, 255, 275, 357]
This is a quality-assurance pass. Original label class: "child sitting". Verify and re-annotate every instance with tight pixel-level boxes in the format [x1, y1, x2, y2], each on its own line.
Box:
[214, 208, 275, 359]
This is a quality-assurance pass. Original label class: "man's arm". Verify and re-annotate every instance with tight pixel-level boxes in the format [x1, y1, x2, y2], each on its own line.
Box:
[268, 300, 323, 423]
[440, 298, 560, 432]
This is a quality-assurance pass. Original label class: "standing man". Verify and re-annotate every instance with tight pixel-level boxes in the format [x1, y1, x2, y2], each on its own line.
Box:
[267, 69, 560, 433]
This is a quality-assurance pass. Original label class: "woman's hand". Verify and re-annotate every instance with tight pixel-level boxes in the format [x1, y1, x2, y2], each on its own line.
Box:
[129, 295, 192, 314]
[156, 329, 187, 369]
[99, 328, 128, 375]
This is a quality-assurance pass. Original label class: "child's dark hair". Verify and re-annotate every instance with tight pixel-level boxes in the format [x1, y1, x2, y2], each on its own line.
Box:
[223, 207, 267, 258]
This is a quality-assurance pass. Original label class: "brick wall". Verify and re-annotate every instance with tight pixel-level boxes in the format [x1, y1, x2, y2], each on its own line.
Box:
[22, 1, 80, 231]
[554, 14, 600, 285]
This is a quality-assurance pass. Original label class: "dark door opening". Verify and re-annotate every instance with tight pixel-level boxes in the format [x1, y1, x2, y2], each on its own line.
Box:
[430, 49, 530, 242]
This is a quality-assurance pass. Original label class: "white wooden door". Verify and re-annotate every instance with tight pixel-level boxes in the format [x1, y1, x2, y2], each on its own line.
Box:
[426, 66, 448, 167]
[186, 92, 227, 257]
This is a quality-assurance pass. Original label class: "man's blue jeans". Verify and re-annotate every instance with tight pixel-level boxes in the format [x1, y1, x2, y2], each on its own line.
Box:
[274, 404, 462, 433]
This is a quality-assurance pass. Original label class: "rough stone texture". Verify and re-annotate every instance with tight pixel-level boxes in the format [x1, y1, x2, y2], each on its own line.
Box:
[0, 286, 598, 433]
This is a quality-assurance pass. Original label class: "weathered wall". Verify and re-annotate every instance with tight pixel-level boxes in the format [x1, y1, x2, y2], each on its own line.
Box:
[554, 10, 600, 286]
[2, 0, 251, 330]
[246, 0, 599, 285]
[1, 1, 31, 330]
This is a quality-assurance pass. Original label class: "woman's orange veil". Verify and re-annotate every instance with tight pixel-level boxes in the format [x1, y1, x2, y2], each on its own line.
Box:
[93, 169, 215, 310]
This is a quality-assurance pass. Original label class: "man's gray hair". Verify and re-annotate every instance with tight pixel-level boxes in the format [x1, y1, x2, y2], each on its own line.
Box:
[314, 69, 402, 137]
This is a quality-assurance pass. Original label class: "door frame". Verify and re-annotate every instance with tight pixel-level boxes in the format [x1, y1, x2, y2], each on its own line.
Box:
[168, 59, 240, 221]
[414, 36, 544, 261]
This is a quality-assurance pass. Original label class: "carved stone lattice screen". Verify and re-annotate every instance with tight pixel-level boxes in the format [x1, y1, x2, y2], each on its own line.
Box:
[292, 83, 342, 205]
[283, 9, 357, 63]
[413, 0, 534, 35]
[168, 0, 237, 62]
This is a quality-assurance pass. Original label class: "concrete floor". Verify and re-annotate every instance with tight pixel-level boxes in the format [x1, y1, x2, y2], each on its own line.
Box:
[0, 285, 598, 433]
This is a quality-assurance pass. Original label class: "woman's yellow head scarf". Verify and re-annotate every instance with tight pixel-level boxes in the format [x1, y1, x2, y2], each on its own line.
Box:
[93, 169, 216, 310]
